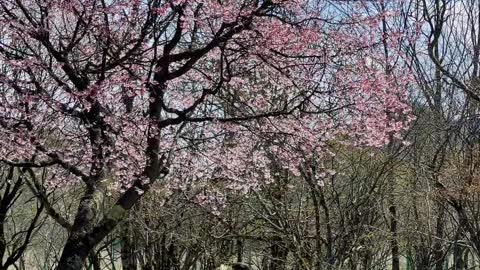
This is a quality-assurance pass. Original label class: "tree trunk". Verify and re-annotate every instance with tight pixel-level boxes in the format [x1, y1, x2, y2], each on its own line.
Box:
[56, 186, 100, 270]
[57, 240, 92, 270]
[56, 173, 159, 270]
[390, 198, 400, 270]
[237, 238, 244, 263]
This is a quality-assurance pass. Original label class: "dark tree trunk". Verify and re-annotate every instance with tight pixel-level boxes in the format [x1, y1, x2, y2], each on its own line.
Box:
[57, 240, 92, 270]
[56, 186, 100, 270]
[390, 199, 400, 270]
[237, 238, 244, 263]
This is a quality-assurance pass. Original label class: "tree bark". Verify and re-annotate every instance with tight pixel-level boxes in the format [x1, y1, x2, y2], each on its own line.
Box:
[390, 198, 400, 270]
[57, 240, 92, 270]
[57, 186, 101, 270]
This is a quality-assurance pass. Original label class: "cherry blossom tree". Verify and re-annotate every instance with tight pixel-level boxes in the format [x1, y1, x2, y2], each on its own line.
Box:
[0, 0, 412, 269]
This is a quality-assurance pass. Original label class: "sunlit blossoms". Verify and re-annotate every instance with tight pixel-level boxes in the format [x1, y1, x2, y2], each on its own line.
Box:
[0, 1, 412, 268]
[0, 0, 412, 195]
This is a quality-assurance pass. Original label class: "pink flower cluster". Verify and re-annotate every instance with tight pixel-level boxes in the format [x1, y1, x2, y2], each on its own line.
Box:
[0, 0, 413, 208]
